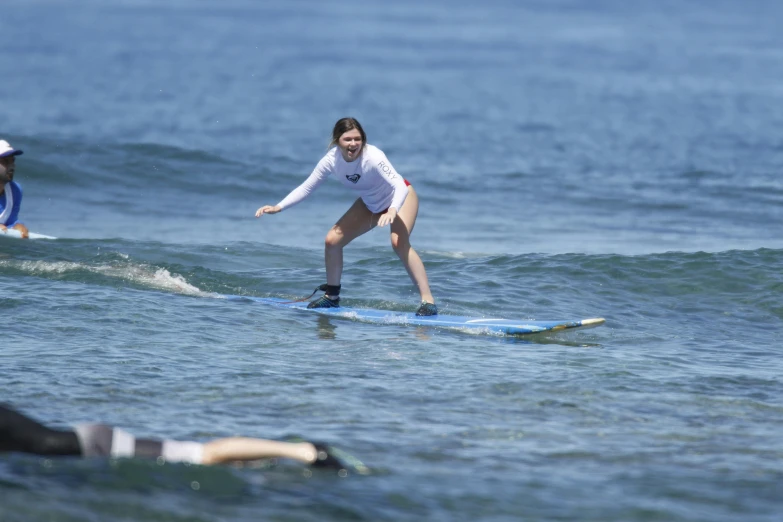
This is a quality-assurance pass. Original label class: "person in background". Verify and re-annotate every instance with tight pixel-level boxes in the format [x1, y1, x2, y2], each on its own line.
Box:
[0, 140, 28, 239]
[255, 118, 437, 316]
[0, 404, 367, 474]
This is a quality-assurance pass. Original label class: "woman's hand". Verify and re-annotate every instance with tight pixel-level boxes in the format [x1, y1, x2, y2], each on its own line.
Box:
[377, 208, 397, 227]
[13, 224, 29, 239]
[255, 205, 281, 218]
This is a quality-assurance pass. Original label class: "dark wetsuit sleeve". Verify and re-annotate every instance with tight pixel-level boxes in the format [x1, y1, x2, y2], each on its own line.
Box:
[0, 404, 82, 456]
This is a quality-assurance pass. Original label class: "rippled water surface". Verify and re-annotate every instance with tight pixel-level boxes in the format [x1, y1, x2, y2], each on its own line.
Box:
[2, 1, 782, 520]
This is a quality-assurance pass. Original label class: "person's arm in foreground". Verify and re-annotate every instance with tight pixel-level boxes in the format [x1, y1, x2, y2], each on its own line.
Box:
[201, 437, 316, 465]
[201, 437, 367, 472]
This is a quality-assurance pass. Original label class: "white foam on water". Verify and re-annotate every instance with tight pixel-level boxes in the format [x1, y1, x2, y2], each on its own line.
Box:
[0, 259, 214, 297]
[95, 265, 207, 296]
[0, 259, 83, 274]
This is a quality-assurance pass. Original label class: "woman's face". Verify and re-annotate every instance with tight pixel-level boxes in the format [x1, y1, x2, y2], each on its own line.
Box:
[0, 156, 15, 184]
[337, 128, 363, 162]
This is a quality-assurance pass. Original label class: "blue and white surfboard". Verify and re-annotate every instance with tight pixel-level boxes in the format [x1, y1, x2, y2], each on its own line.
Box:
[225, 295, 605, 336]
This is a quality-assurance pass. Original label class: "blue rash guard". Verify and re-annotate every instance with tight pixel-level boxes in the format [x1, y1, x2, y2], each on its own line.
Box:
[0, 181, 23, 227]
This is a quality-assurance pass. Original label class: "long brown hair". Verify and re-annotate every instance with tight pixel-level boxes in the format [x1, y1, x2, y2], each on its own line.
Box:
[329, 117, 367, 149]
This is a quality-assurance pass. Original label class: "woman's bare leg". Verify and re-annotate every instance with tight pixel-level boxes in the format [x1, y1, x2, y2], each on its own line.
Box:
[323, 198, 375, 296]
[388, 186, 435, 304]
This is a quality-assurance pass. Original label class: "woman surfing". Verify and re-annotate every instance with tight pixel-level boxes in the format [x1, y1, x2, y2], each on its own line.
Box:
[255, 118, 437, 316]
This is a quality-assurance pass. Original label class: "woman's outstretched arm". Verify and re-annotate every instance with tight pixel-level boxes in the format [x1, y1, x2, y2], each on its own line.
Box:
[201, 437, 316, 465]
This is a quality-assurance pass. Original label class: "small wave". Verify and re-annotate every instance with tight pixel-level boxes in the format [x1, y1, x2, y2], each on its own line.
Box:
[0, 259, 213, 297]
[93, 265, 208, 296]
[0, 259, 83, 274]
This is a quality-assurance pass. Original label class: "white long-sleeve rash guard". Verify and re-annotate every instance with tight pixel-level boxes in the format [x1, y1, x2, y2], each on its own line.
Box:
[276, 145, 409, 214]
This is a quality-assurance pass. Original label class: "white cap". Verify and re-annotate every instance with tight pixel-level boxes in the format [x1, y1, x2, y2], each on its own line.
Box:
[0, 140, 24, 158]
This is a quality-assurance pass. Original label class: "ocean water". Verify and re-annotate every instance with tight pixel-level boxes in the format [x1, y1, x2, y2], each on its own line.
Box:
[2, 0, 782, 520]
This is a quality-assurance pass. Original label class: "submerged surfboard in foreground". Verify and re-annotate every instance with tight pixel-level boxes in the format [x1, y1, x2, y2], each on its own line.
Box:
[225, 295, 605, 336]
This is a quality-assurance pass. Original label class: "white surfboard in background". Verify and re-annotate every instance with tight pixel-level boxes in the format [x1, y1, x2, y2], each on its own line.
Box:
[0, 229, 57, 240]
